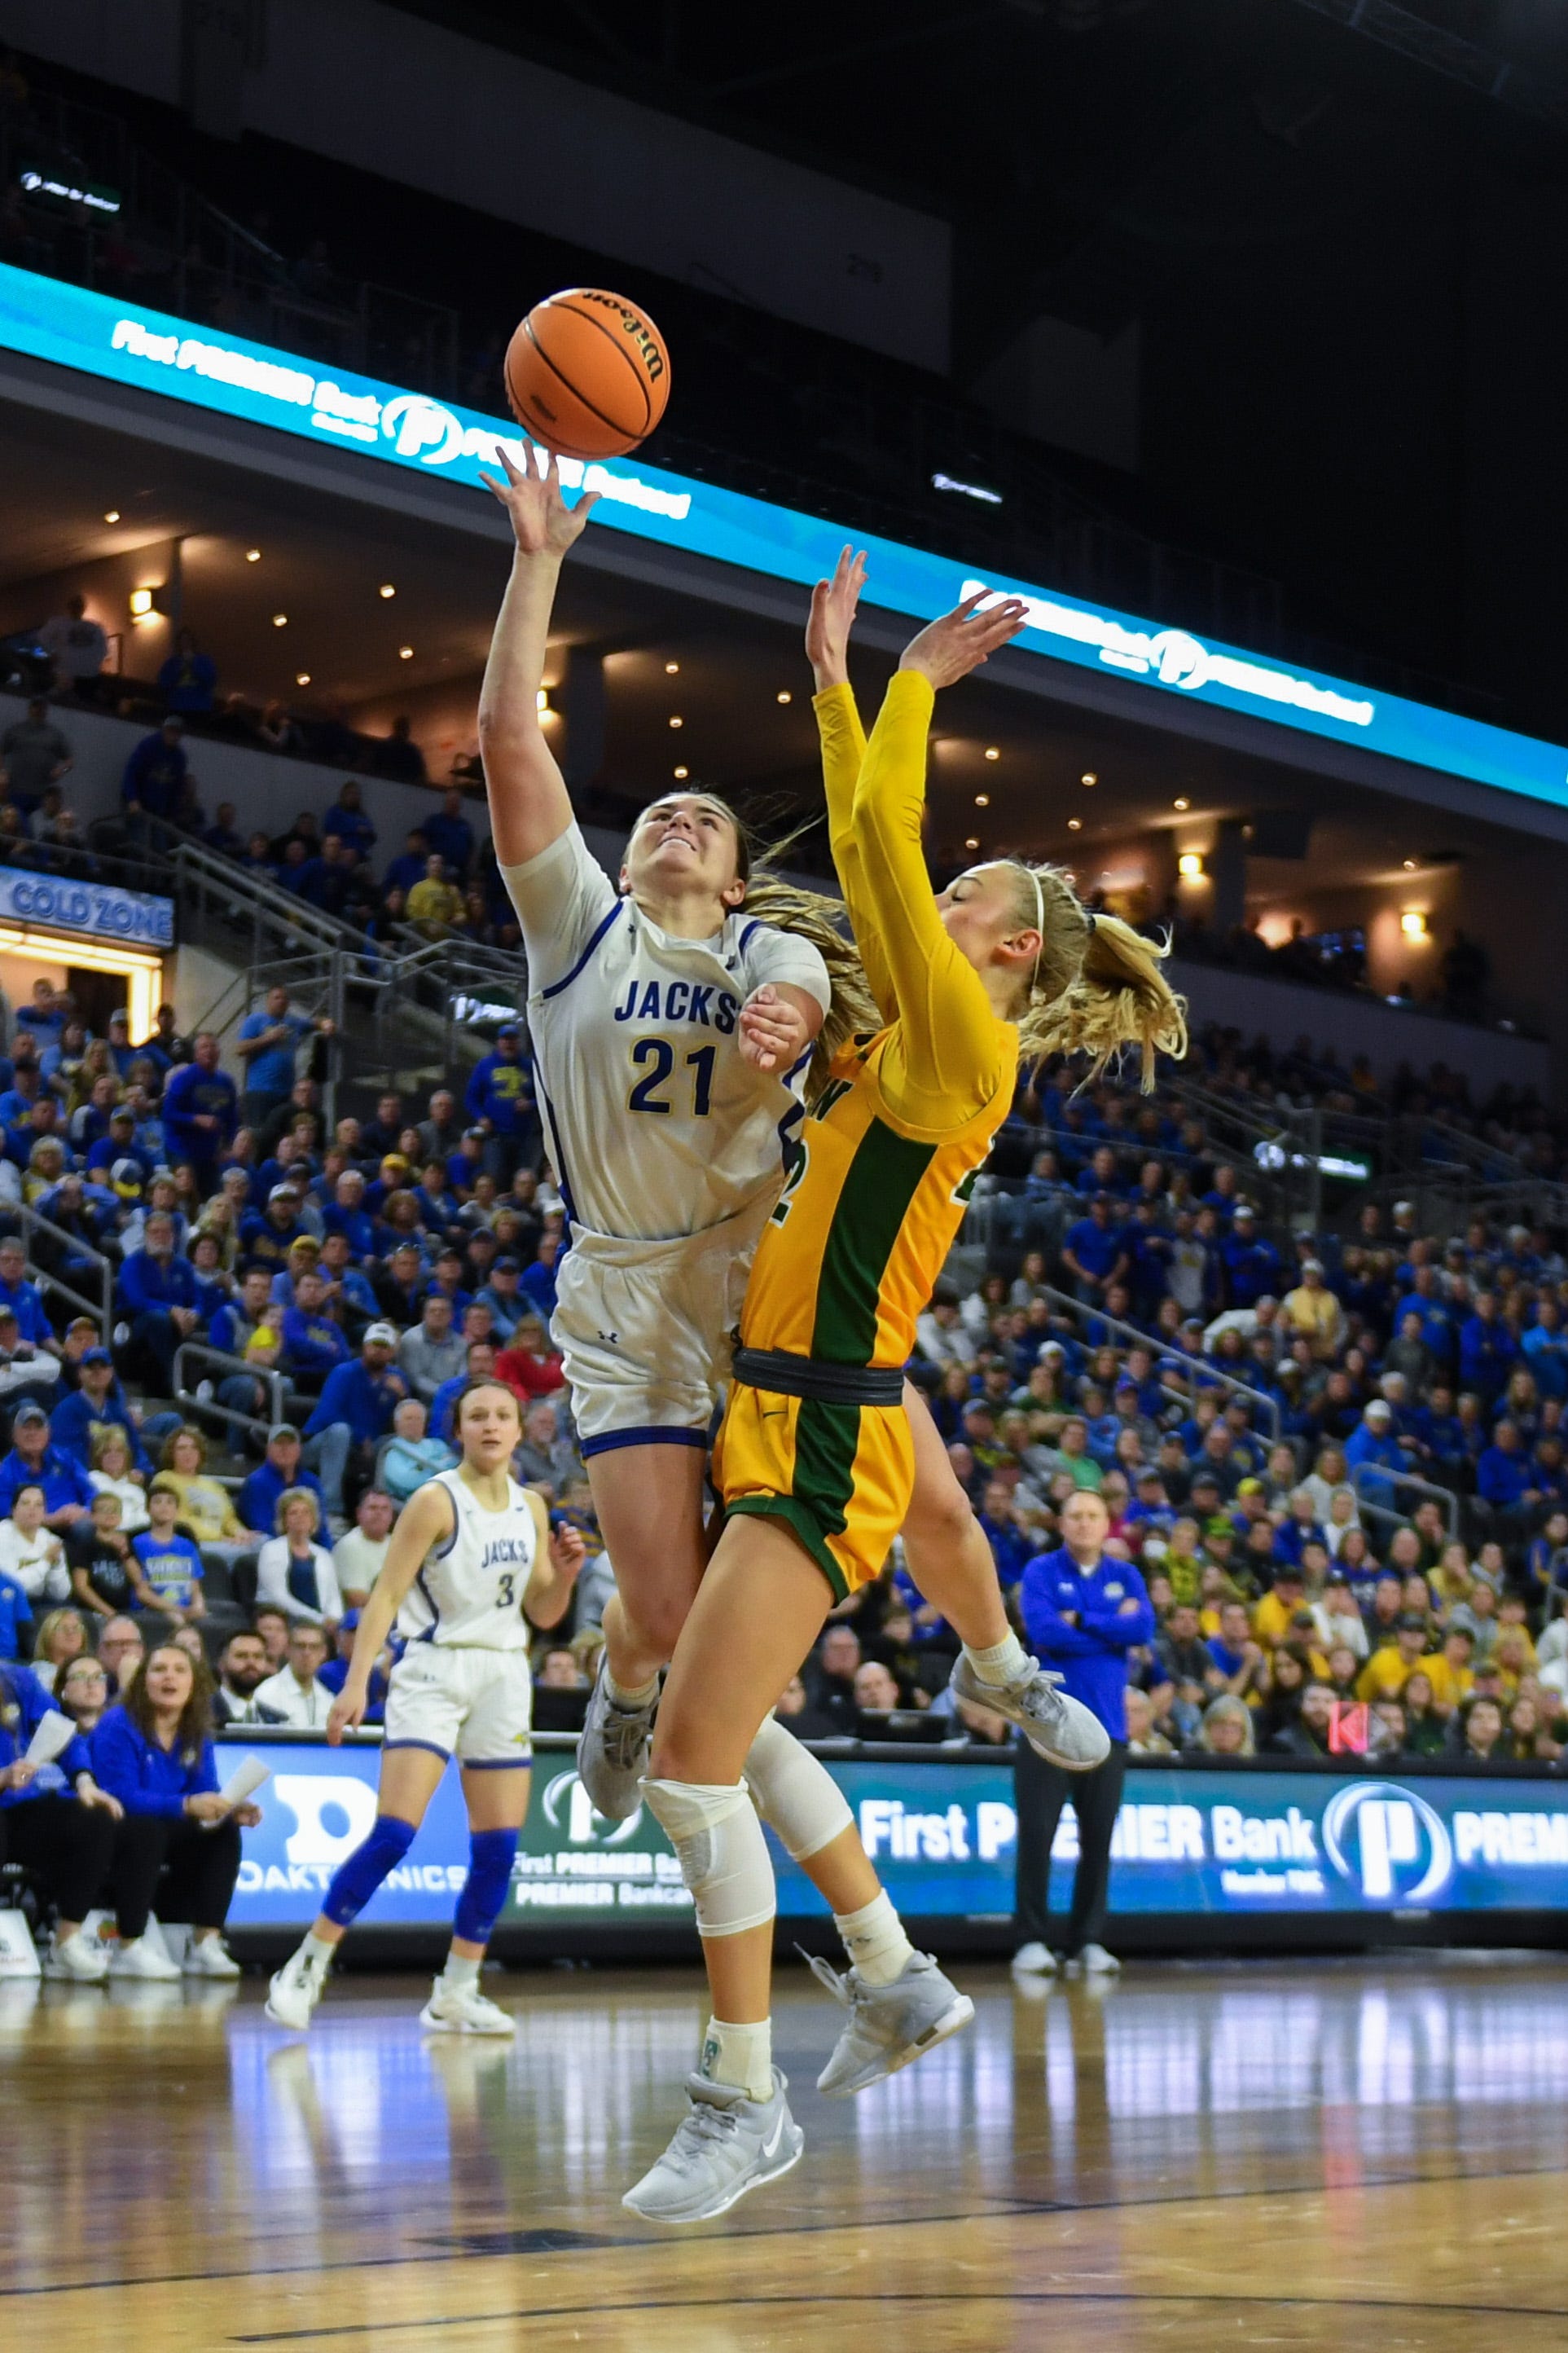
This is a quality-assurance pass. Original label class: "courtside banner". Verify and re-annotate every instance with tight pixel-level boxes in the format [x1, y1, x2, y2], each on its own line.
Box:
[226, 1741, 1568, 1929]
[5, 261, 1568, 807]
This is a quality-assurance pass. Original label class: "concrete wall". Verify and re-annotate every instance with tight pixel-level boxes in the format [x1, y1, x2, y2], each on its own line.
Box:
[1171, 957, 1548, 1101]
[5, 0, 952, 372]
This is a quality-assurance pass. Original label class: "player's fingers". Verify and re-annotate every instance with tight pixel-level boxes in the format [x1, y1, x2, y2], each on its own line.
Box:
[574, 492, 601, 523]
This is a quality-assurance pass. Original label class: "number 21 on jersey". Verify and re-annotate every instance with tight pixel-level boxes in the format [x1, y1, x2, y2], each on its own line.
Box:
[627, 1037, 716, 1117]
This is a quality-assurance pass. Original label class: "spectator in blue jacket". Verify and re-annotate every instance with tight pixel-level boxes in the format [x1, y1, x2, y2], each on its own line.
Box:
[1013, 1489, 1151, 1977]
[1457, 1291, 1518, 1406]
[0, 1404, 95, 1528]
[0, 1234, 57, 1352]
[161, 1034, 237, 1190]
[238, 1424, 324, 1539]
[383, 827, 431, 899]
[1521, 1298, 1568, 1401]
[157, 630, 217, 715]
[279, 1270, 352, 1396]
[519, 1229, 562, 1322]
[1476, 1418, 1544, 1529]
[301, 1322, 407, 1523]
[1343, 1397, 1408, 1511]
[92, 1640, 259, 1979]
[1059, 1194, 1129, 1305]
[464, 1024, 540, 1185]
[1219, 1205, 1282, 1308]
[0, 1658, 119, 1978]
[117, 1212, 202, 1392]
[422, 786, 475, 878]
[323, 778, 376, 860]
[121, 715, 187, 824]
[49, 1348, 153, 1476]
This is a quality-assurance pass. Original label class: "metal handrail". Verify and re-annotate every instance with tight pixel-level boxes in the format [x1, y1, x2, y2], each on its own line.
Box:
[18, 1202, 112, 1342]
[172, 1340, 288, 1452]
[1349, 1460, 1459, 1542]
[1035, 1282, 1281, 1444]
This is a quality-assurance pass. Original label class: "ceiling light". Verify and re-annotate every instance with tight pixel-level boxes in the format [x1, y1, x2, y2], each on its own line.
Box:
[932, 471, 1003, 505]
[665, 660, 679, 675]
[1403, 858, 1417, 871]
[272, 613, 288, 627]
[669, 715, 683, 728]
[1081, 771, 1097, 786]
[128, 588, 153, 618]
[1400, 909, 1428, 939]
[1067, 818, 1083, 831]
[1173, 796, 1189, 811]
[984, 746, 999, 762]
[103, 509, 120, 524]
[776, 690, 792, 705]
[295, 672, 311, 686]
[964, 837, 980, 850]
[535, 689, 549, 713]
[673, 765, 689, 779]
[245, 548, 261, 563]
[1178, 852, 1205, 878]
[398, 645, 414, 660]
[379, 583, 396, 599]
[975, 794, 990, 807]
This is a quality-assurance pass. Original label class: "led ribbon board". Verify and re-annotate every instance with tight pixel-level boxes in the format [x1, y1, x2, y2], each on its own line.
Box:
[3, 260, 1567, 807]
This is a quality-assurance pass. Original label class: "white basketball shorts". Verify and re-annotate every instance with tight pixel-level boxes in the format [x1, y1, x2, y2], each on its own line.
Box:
[383, 1644, 534, 1767]
[551, 1198, 771, 1456]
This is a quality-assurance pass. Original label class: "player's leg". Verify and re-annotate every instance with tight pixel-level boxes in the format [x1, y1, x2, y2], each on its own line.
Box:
[266, 1736, 450, 2030]
[900, 1378, 1109, 1771]
[626, 1513, 827, 2221]
[423, 1657, 534, 2035]
[578, 1440, 709, 1814]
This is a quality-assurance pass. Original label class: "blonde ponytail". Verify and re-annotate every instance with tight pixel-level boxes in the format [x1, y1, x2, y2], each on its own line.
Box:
[1007, 864, 1187, 1089]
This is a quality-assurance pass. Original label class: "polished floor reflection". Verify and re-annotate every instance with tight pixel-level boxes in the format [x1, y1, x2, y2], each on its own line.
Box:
[2, 1955, 1566, 2350]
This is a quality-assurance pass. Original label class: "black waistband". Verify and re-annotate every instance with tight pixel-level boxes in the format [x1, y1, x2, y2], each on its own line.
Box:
[731, 1345, 904, 1409]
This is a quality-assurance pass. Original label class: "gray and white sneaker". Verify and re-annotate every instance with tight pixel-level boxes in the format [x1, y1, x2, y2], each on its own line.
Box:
[807, 1950, 975, 2096]
[622, 2068, 802, 2223]
[949, 1652, 1109, 1772]
[577, 1656, 657, 1822]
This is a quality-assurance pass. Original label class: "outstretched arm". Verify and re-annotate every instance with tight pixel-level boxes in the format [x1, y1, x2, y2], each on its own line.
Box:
[806, 548, 897, 1022]
[849, 595, 1028, 1130]
[476, 446, 600, 867]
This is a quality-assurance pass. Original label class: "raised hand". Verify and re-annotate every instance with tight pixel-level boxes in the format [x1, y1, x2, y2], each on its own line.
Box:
[478, 442, 600, 560]
[806, 545, 867, 692]
[550, 1523, 586, 1581]
[899, 591, 1028, 690]
[738, 983, 810, 1075]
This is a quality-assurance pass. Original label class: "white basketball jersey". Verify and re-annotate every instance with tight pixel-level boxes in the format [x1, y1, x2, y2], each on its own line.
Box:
[502, 825, 831, 1242]
[395, 1469, 538, 1651]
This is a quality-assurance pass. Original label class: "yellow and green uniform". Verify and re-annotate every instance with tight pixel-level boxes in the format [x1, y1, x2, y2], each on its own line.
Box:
[714, 670, 1014, 1598]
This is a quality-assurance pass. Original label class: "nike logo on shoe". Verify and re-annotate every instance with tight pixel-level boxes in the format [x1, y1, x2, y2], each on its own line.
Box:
[762, 2113, 785, 2159]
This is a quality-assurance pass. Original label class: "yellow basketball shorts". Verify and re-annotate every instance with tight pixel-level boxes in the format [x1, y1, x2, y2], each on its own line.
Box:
[713, 1377, 914, 1599]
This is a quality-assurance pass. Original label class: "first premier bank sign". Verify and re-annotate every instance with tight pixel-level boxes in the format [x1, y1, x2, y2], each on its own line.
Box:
[0, 870, 173, 948]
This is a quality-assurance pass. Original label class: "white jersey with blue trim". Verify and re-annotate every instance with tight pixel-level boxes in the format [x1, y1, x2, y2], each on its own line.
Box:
[394, 1469, 538, 1651]
[500, 825, 831, 1242]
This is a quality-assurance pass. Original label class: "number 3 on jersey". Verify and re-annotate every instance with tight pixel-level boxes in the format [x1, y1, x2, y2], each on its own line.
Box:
[627, 1036, 716, 1117]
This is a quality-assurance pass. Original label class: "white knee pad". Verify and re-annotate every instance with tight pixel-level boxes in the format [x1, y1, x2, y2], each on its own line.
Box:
[642, 1778, 777, 1937]
[743, 1714, 854, 1863]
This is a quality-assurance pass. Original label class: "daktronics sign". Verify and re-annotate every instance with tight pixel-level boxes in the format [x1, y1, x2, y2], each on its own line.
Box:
[226, 1743, 1568, 1932]
[5, 261, 1568, 807]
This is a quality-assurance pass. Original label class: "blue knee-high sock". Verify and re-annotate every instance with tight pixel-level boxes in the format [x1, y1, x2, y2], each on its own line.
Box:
[321, 1814, 418, 1929]
[453, 1827, 519, 1949]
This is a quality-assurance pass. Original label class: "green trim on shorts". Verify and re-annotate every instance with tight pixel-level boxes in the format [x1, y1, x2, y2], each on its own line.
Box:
[724, 1493, 850, 1603]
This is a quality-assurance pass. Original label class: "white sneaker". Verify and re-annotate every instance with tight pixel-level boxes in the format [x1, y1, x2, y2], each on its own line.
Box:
[111, 1934, 182, 1982]
[419, 1976, 516, 2036]
[183, 1934, 241, 1979]
[266, 1949, 328, 2030]
[45, 1930, 110, 1983]
[1070, 1942, 1122, 1977]
[1011, 1942, 1058, 1977]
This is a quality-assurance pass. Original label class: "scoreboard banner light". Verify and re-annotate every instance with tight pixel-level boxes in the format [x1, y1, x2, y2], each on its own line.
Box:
[3, 262, 1568, 809]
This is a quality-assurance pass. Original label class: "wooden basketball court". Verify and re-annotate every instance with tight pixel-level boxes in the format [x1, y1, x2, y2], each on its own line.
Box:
[2, 1956, 1566, 2351]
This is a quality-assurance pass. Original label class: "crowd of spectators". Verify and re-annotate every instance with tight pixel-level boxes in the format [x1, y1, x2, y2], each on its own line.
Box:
[2, 970, 1566, 1985]
[785, 1062, 1568, 1770]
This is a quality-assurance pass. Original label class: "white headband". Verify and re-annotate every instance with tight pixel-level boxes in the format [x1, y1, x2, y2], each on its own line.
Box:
[1026, 865, 1045, 991]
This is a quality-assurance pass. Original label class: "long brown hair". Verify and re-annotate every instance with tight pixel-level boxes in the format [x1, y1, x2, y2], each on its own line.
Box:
[121, 1640, 215, 1762]
[628, 790, 879, 1093]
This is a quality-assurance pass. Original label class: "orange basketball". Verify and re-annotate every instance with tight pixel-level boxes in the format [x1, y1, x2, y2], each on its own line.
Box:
[503, 288, 670, 460]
